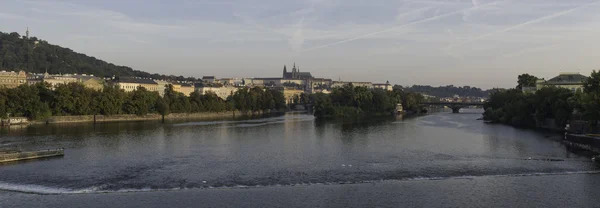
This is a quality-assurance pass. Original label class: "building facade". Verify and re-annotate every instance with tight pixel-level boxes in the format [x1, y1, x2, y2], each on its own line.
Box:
[115, 77, 159, 92]
[331, 81, 373, 88]
[282, 88, 305, 104]
[535, 72, 587, 92]
[195, 86, 239, 100]
[202, 76, 216, 84]
[36, 73, 79, 90]
[373, 81, 392, 91]
[73, 75, 104, 91]
[178, 84, 195, 96]
[0, 70, 27, 88]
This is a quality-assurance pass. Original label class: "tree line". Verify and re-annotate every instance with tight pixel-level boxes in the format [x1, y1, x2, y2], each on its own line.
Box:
[0, 83, 287, 120]
[402, 85, 492, 98]
[312, 84, 424, 118]
[483, 71, 600, 129]
[0, 31, 200, 82]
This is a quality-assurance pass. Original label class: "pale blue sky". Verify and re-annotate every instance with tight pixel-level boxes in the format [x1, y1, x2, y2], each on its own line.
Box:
[1, 0, 599, 88]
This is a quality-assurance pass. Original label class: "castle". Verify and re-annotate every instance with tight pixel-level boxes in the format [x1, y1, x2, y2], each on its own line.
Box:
[282, 63, 313, 79]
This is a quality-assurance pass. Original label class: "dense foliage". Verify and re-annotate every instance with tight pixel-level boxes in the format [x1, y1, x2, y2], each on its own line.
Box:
[483, 72, 600, 129]
[0, 83, 286, 120]
[402, 85, 491, 98]
[313, 84, 423, 118]
[516, 73, 538, 90]
[0, 31, 199, 82]
[483, 87, 573, 127]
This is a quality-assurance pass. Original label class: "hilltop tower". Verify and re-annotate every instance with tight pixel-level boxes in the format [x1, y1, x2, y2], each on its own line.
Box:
[26, 27, 29, 39]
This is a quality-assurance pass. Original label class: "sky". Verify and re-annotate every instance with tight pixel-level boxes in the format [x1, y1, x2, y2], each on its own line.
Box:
[1, 0, 600, 89]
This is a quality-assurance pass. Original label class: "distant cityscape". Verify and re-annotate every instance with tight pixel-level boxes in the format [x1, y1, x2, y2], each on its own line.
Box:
[0, 63, 395, 104]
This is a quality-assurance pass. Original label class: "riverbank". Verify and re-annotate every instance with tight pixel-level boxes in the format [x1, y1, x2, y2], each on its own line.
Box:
[24, 110, 284, 125]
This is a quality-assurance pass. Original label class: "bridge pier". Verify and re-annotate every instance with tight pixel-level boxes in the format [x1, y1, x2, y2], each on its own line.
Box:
[451, 107, 461, 113]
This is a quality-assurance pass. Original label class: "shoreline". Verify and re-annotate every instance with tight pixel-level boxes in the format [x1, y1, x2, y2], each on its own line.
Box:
[13, 110, 291, 126]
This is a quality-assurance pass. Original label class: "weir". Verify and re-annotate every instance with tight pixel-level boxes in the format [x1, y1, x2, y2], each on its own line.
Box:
[0, 148, 64, 163]
[563, 134, 600, 154]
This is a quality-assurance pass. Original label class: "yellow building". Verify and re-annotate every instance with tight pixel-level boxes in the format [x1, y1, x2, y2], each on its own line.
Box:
[115, 77, 159, 92]
[195, 86, 238, 100]
[39, 73, 79, 90]
[178, 84, 195, 96]
[282, 88, 305, 104]
[535, 72, 587, 92]
[154, 80, 170, 97]
[169, 83, 195, 96]
[0, 70, 27, 88]
[373, 81, 392, 91]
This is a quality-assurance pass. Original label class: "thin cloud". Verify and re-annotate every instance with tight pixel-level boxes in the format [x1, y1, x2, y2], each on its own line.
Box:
[301, 0, 501, 52]
[289, 17, 306, 51]
[496, 44, 559, 60]
[396, 7, 434, 21]
[445, 0, 600, 51]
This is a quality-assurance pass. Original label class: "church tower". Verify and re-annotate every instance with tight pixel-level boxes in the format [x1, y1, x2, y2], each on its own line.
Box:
[283, 65, 287, 78]
[292, 63, 297, 79]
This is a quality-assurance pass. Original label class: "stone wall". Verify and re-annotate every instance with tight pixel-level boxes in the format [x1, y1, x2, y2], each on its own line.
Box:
[40, 112, 243, 124]
[35, 111, 276, 124]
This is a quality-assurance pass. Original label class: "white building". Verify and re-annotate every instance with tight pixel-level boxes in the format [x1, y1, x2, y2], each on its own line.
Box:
[195, 86, 239, 100]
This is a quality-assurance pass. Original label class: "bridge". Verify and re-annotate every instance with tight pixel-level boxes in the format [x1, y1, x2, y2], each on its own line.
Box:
[421, 102, 485, 113]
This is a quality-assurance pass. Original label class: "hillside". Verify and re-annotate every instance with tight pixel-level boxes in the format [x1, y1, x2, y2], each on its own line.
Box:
[403, 85, 492, 98]
[0, 31, 198, 81]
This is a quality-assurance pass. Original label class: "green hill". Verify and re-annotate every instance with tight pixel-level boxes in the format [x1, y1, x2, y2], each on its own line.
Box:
[0, 31, 198, 81]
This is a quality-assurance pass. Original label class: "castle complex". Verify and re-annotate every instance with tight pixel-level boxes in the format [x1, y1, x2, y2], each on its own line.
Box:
[282, 63, 313, 80]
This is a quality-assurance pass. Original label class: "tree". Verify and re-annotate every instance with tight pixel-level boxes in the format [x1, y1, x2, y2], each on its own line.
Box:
[156, 98, 170, 122]
[0, 31, 202, 82]
[97, 85, 126, 115]
[403, 85, 489, 98]
[516, 73, 538, 90]
[5, 83, 52, 120]
[51, 83, 95, 115]
[583, 70, 600, 93]
[123, 87, 160, 115]
[163, 84, 191, 113]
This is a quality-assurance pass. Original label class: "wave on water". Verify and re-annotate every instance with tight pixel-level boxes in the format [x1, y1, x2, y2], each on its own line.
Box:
[3, 170, 600, 195]
[0, 181, 73, 195]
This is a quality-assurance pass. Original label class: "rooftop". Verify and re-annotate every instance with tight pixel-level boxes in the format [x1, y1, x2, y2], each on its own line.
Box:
[116, 77, 158, 85]
[546, 72, 587, 85]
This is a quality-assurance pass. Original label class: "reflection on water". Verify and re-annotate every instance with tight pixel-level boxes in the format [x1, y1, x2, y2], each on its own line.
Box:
[0, 109, 597, 194]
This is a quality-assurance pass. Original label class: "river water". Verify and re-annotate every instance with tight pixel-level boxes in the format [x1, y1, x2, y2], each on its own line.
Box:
[1, 109, 600, 207]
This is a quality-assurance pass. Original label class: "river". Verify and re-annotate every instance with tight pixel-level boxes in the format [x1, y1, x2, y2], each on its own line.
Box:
[2, 109, 600, 207]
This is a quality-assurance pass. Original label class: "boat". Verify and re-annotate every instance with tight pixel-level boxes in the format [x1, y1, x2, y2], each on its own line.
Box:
[0, 148, 64, 163]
